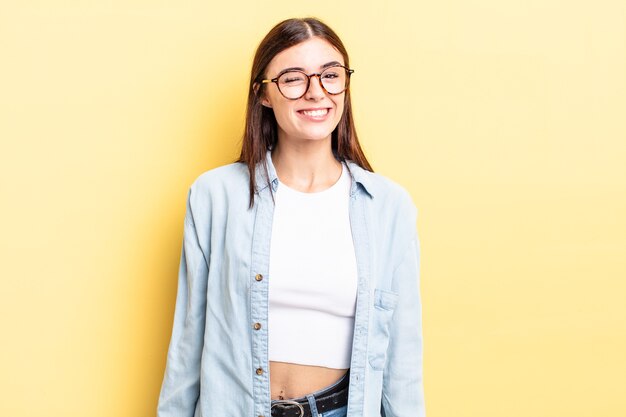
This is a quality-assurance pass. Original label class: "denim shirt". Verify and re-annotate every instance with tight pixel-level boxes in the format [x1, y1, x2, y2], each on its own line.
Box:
[157, 150, 425, 417]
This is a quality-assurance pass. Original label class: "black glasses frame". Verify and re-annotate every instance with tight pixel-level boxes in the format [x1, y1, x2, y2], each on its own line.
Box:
[261, 65, 354, 100]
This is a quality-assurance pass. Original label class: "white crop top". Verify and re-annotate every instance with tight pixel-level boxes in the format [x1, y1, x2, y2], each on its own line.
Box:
[268, 161, 358, 369]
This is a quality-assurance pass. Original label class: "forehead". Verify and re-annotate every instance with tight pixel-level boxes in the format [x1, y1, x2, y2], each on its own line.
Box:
[267, 37, 344, 74]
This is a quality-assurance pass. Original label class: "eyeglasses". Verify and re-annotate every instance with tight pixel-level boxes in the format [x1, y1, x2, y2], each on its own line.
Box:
[261, 65, 354, 100]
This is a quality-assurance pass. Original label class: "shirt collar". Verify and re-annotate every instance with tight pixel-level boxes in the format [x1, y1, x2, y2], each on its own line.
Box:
[254, 149, 374, 198]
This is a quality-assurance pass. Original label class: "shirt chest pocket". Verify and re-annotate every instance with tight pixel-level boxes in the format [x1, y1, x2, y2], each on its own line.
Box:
[368, 288, 399, 371]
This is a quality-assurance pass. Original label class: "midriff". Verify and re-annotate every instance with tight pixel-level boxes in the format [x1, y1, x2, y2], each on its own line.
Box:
[270, 361, 348, 400]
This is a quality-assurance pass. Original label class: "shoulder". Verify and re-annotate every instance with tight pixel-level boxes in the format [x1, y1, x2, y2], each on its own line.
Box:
[347, 162, 419, 254]
[186, 161, 250, 210]
[347, 162, 417, 220]
[191, 161, 248, 190]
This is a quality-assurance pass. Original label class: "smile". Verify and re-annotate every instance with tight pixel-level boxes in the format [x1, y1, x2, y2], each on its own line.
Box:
[300, 109, 328, 117]
[297, 108, 331, 121]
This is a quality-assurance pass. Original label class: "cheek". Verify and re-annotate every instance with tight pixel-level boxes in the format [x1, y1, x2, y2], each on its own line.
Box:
[272, 103, 296, 129]
[335, 99, 346, 119]
[264, 88, 280, 108]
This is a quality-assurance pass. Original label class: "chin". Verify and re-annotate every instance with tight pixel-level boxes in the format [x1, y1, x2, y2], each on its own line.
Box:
[301, 132, 334, 141]
[284, 127, 332, 142]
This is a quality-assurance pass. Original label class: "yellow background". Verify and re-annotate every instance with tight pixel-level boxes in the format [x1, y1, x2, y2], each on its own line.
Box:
[1, 1, 624, 416]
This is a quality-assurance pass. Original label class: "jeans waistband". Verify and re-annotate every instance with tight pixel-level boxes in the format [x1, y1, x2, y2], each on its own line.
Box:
[271, 369, 350, 417]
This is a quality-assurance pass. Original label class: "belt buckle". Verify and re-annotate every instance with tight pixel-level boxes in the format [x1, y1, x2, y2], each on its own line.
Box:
[271, 399, 305, 417]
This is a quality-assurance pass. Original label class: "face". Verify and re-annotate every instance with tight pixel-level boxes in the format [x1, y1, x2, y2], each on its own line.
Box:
[260, 37, 346, 145]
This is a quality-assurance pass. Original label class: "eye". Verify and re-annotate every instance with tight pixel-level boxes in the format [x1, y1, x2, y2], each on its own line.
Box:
[322, 71, 340, 79]
[280, 72, 306, 85]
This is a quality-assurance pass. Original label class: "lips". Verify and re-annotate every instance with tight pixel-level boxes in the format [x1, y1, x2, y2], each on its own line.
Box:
[300, 108, 328, 117]
[296, 107, 331, 121]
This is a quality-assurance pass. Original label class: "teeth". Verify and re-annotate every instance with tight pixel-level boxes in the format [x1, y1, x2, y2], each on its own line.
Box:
[301, 109, 328, 117]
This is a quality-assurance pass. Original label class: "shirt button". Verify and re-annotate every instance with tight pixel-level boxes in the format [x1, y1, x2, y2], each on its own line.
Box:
[256, 367, 264, 375]
[255, 274, 263, 281]
[253, 322, 262, 330]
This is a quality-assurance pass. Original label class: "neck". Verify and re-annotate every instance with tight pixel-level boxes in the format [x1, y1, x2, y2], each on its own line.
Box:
[271, 138, 342, 193]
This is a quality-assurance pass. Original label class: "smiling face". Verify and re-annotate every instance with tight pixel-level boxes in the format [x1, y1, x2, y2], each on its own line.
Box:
[261, 37, 346, 146]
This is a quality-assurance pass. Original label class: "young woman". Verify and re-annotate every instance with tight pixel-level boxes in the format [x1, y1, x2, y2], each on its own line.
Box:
[157, 17, 425, 417]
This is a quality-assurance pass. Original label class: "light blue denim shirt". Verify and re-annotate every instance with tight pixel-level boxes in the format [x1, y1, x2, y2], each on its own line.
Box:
[157, 150, 425, 417]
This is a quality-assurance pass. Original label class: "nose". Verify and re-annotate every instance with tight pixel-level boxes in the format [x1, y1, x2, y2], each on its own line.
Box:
[304, 74, 325, 100]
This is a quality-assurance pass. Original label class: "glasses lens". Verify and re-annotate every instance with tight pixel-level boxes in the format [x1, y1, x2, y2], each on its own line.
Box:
[277, 71, 308, 99]
[320, 66, 348, 94]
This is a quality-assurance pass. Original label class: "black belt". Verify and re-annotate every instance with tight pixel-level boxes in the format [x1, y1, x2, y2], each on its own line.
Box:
[270, 370, 350, 417]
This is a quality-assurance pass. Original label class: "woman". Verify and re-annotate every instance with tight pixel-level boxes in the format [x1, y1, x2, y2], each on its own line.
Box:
[157, 17, 425, 417]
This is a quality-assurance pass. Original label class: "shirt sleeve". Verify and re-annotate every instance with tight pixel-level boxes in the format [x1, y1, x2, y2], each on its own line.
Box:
[157, 186, 210, 417]
[381, 231, 426, 417]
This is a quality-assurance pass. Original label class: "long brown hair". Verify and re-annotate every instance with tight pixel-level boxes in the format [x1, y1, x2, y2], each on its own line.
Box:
[237, 17, 373, 209]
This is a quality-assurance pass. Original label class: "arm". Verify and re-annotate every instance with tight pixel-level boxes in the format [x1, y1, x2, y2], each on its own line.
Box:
[381, 234, 426, 417]
[157, 187, 210, 417]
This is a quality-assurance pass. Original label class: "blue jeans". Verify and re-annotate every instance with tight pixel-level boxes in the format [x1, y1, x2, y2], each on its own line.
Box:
[318, 404, 347, 417]
[270, 371, 349, 417]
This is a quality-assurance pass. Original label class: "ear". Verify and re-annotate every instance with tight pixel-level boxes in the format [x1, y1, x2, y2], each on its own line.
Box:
[253, 82, 272, 108]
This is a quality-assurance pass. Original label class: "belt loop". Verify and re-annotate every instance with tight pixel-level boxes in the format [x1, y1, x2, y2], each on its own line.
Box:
[306, 394, 319, 417]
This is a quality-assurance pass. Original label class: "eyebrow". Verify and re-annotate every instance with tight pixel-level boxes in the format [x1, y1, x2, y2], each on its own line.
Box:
[278, 61, 343, 73]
